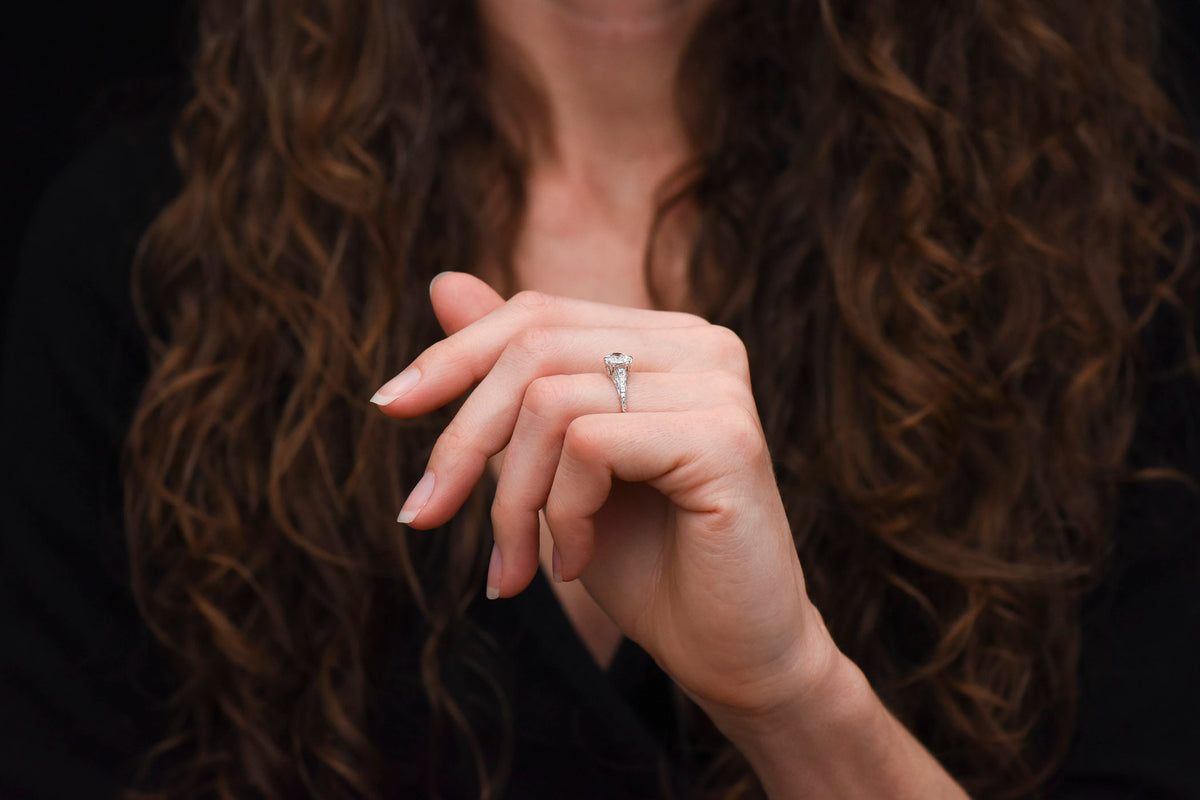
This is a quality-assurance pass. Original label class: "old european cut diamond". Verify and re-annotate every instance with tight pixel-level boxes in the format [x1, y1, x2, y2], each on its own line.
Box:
[604, 353, 633, 412]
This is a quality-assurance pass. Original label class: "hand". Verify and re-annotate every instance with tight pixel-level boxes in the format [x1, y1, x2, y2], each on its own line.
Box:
[372, 272, 838, 717]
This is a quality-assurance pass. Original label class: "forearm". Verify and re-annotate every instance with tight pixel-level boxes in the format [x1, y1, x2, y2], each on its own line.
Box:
[705, 649, 970, 800]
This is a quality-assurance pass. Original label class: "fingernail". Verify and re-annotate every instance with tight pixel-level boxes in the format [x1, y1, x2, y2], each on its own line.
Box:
[486, 543, 502, 600]
[370, 367, 421, 405]
[396, 471, 435, 524]
[552, 544, 563, 583]
[429, 270, 454, 295]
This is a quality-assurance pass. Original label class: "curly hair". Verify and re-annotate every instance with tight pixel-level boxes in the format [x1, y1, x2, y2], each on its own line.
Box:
[124, 0, 1199, 797]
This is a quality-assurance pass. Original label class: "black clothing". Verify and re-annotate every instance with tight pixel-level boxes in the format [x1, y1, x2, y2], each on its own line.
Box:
[3, 114, 1200, 799]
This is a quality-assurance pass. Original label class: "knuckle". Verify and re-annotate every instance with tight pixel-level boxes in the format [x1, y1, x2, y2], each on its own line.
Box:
[541, 503, 569, 542]
[562, 417, 602, 460]
[707, 371, 750, 405]
[489, 495, 518, 536]
[523, 376, 574, 420]
[511, 326, 558, 363]
[712, 405, 767, 464]
[673, 311, 709, 327]
[510, 289, 555, 316]
[707, 325, 750, 366]
[435, 345, 476, 377]
[432, 424, 473, 460]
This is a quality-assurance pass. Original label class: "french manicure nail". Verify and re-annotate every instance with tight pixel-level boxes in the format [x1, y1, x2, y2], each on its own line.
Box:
[370, 367, 421, 405]
[429, 270, 454, 295]
[486, 543, 502, 600]
[396, 471, 435, 524]
[552, 544, 563, 583]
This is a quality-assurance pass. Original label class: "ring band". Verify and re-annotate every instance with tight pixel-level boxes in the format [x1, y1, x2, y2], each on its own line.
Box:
[604, 353, 632, 412]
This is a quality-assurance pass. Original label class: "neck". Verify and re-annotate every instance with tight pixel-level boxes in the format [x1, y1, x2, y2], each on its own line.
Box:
[478, 0, 710, 187]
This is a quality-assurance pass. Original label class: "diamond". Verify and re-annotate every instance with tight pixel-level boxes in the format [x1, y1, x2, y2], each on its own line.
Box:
[604, 353, 632, 412]
[604, 352, 632, 372]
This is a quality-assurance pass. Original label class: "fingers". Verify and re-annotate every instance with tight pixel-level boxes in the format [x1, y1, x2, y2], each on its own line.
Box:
[372, 288, 712, 414]
[372, 277, 767, 605]
[396, 325, 750, 529]
[532, 406, 768, 596]
[430, 272, 507, 336]
[487, 372, 751, 596]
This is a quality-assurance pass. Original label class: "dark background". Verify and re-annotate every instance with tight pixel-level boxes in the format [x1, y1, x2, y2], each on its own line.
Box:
[1, 0, 192, 335]
[1, 1, 1198, 340]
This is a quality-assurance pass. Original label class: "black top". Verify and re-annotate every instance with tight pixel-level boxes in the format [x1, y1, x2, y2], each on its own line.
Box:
[2, 112, 1199, 799]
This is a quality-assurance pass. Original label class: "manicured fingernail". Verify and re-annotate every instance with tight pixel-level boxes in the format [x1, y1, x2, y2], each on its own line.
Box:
[396, 471, 435, 524]
[370, 367, 421, 405]
[552, 544, 563, 583]
[486, 543, 502, 600]
[429, 271, 454, 295]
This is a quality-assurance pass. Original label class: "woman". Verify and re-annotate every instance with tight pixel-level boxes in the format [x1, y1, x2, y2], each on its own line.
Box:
[3, 0, 1199, 797]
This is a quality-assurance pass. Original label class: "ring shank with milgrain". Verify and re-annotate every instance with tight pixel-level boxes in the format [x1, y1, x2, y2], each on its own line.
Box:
[604, 352, 632, 412]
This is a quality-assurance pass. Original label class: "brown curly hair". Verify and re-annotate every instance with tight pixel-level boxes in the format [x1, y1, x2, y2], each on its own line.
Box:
[124, 0, 1199, 797]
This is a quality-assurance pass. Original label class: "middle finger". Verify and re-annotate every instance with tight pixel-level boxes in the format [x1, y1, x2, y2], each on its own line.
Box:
[401, 324, 750, 528]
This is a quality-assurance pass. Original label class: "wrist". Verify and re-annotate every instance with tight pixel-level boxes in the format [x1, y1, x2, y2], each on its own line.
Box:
[693, 594, 863, 740]
[705, 630, 874, 760]
[700, 612, 968, 800]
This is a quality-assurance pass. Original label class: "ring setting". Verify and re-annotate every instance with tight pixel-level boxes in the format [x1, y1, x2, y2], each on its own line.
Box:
[604, 353, 633, 412]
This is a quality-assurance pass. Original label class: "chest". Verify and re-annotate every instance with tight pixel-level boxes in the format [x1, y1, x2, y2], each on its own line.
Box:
[506, 169, 693, 312]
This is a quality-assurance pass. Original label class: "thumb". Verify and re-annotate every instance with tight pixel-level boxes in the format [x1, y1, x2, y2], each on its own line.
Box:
[429, 271, 506, 335]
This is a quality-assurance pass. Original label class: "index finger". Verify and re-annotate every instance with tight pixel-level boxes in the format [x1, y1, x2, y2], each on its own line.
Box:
[371, 288, 707, 414]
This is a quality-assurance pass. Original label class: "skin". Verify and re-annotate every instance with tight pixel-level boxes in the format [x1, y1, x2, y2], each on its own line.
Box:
[473, 0, 708, 665]
[372, 1, 973, 796]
